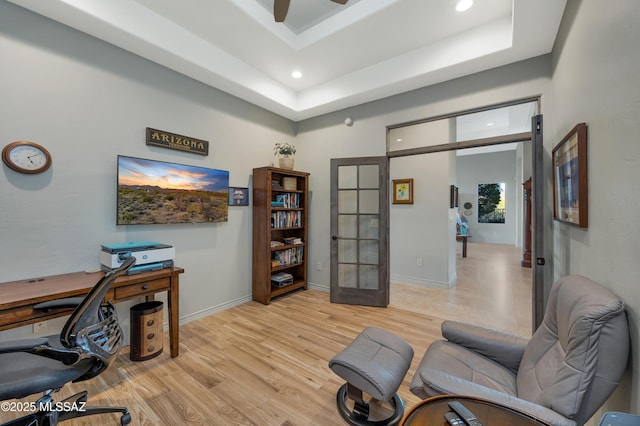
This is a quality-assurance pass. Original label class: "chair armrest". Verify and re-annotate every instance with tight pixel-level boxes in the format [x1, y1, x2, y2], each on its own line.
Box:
[0, 337, 80, 365]
[0, 337, 48, 354]
[419, 369, 577, 426]
[33, 297, 84, 311]
[441, 320, 528, 374]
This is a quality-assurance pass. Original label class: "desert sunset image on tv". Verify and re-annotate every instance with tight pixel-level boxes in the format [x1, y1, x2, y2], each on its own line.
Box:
[117, 156, 229, 225]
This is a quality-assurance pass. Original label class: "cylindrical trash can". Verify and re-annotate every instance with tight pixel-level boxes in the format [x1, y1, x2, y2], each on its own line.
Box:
[130, 301, 163, 361]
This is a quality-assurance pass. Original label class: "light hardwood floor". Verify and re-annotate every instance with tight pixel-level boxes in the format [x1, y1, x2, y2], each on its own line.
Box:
[1, 242, 531, 425]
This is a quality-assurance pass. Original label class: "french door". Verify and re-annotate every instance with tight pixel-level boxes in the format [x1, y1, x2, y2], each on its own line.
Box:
[330, 157, 389, 307]
[531, 114, 545, 330]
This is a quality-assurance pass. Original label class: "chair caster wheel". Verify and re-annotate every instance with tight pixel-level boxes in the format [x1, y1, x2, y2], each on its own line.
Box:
[121, 412, 132, 425]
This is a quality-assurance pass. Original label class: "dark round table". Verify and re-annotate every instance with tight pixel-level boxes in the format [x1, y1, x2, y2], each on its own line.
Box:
[400, 395, 552, 426]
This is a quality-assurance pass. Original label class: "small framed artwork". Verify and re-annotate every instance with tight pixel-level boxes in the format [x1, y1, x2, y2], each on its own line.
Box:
[392, 178, 414, 204]
[552, 123, 588, 227]
[228, 187, 249, 206]
[450, 185, 459, 208]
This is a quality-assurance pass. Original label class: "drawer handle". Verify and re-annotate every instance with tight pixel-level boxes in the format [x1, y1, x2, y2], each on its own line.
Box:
[147, 346, 155, 352]
[147, 332, 155, 340]
[147, 320, 155, 327]
[141, 285, 149, 290]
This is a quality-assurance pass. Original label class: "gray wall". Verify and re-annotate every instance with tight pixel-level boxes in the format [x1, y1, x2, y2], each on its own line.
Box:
[389, 151, 456, 288]
[0, 2, 294, 339]
[1, 0, 638, 420]
[550, 0, 640, 418]
[296, 55, 554, 297]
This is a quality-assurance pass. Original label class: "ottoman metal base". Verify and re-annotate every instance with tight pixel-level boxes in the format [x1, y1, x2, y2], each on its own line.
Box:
[335, 383, 405, 426]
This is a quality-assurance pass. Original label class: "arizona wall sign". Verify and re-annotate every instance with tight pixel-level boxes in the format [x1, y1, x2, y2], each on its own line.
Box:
[146, 127, 209, 156]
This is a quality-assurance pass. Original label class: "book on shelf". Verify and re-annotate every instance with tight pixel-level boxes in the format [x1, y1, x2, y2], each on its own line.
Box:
[270, 240, 285, 248]
[274, 193, 300, 208]
[273, 246, 304, 266]
[283, 237, 303, 245]
[271, 211, 302, 228]
[271, 180, 283, 189]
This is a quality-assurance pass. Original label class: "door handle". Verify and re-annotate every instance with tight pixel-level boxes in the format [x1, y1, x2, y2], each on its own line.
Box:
[331, 235, 338, 240]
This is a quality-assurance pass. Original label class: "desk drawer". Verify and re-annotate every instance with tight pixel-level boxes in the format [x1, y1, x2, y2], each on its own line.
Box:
[0, 305, 58, 330]
[114, 278, 170, 300]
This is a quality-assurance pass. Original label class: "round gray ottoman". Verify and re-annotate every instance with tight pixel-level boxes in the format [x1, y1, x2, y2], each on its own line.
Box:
[329, 326, 414, 425]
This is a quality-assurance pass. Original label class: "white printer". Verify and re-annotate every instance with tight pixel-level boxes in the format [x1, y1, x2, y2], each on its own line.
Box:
[100, 241, 174, 274]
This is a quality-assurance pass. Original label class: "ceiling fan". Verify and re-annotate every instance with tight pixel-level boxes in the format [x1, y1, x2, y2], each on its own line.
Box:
[273, 0, 349, 23]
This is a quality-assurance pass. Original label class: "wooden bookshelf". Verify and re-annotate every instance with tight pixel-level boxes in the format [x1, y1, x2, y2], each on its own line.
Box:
[252, 167, 309, 304]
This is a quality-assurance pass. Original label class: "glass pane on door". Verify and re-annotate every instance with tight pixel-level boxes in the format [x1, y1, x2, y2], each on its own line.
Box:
[359, 165, 379, 188]
[338, 190, 358, 213]
[359, 215, 379, 239]
[338, 264, 357, 288]
[338, 240, 357, 263]
[359, 265, 379, 289]
[338, 215, 357, 238]
[359, 240, 378, 264]
[338, 165, 357, 188]
[360, 190, 379, 214]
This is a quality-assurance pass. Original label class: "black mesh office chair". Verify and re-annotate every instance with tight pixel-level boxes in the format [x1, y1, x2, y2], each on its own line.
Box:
[0, 256, 136, 426]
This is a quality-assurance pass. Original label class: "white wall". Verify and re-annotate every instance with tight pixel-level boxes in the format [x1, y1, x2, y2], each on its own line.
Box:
[389, 151, 456, 288]
[0, 3, 294, 339]
[550, 0, 640, 419]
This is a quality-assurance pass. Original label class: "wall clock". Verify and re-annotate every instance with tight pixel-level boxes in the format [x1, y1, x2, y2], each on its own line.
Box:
[2, 141, 52, 174]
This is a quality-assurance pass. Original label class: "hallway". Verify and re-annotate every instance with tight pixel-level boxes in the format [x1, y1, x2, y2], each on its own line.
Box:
[391, 242, 533, 337]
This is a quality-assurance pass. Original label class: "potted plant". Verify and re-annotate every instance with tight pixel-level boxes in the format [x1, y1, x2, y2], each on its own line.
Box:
[274, 142, 296, 170]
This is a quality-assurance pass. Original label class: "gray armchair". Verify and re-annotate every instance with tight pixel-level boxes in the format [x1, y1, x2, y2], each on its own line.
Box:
[410, 275, 630, 426]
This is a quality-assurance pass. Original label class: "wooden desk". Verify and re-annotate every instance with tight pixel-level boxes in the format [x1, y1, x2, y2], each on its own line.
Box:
[401, 395, 551, 426]
[0, 267, 184, 357]
[456, 234, 470, 257]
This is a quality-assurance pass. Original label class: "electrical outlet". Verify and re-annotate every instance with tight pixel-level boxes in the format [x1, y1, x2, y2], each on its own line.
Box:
[316, 262, 322, 271]
[33, 321, 47, 334]
[416, 257, 423, 267]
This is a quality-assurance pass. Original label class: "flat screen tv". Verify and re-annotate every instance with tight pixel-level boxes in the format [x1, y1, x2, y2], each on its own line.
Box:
[117, 155, 229, 225]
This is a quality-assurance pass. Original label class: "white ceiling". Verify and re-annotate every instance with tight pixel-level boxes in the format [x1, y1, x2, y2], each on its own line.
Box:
[8, 0, 566, 122]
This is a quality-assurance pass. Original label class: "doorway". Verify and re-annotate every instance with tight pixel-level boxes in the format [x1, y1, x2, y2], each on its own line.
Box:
[386, 99, 544, 332]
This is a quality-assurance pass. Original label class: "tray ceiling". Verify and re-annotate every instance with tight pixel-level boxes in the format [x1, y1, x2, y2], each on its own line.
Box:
[8, 0, 566, 121]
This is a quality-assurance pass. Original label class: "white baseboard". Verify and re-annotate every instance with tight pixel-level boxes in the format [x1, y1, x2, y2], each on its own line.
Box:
[391, 274, 451, 289]
[308, 281, 329, 292]
[164, 294, 252, 330]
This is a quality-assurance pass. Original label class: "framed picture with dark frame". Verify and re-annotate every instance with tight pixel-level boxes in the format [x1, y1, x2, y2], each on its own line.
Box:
[392, 178, 414, 204]
[552, 123, 588, 227]
[450, 185, 458, 208]
[228, 187, 249, 206]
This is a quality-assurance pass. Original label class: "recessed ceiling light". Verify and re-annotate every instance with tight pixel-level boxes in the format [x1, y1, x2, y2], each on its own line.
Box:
[456, 0, 473, 12]
[291, 70, 302, 79]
